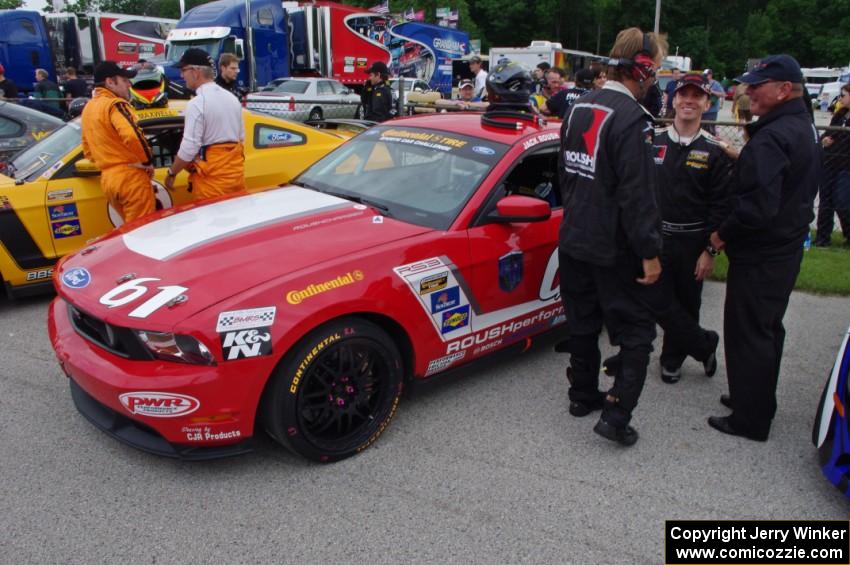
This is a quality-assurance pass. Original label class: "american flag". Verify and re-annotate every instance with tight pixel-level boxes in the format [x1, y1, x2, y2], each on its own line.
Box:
[371, 0, 389, 14]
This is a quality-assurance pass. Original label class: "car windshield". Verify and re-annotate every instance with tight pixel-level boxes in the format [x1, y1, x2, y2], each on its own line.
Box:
[166, 40, 220, 63]
[295, 125, 508, 230]
[272, 80, 309, 94]
[7, 121, 81, 181]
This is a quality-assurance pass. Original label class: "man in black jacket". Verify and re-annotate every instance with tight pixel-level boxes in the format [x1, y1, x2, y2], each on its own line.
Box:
[708, 54, 822, 441]
[361, 61, 393, 122]
[558, 27, 667, 446]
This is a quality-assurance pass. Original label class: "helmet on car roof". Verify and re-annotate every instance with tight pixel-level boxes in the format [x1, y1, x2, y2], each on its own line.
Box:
[485, 61, 533, 107]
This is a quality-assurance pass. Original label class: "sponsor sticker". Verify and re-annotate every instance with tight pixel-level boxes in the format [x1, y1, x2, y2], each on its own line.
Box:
[472, 145, 495, 156]
[220, 328, 273, 360]
[687, 149, 709, 162]
[498, 250, 524, 292]
[47, 188, 74, 202]
[563, 103, 614, 177]
[521, 132, 559, 151]
[119, 392, 200, 418]
[441, 305, 470, 334]
[49, 203, 79, 221]
[419, 271, 448, 295]
[286, 270, 364, 305]
[61, 267, 91, 289]
[653, 144, 668, 165]
[430, 286, 460, 313]
[425, 351, 466, 376]
[290, 332, 342, 393]
[26, 268, 53, 282]
[52, 219, 82, 239]
[182, 425, 243, 442]
[686, 160, 708, 170]
[372, 215, 384, 224]
[216, 306, 276, 332]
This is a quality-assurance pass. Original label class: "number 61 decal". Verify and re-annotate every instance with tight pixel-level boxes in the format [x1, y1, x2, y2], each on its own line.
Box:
[99, 277, 188, 319]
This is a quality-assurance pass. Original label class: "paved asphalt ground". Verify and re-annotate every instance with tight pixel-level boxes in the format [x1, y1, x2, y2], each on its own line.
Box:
[1, 281, 848, 564]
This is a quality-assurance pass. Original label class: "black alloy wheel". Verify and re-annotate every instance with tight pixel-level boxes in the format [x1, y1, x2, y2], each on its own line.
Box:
[261, 318, 403, 462]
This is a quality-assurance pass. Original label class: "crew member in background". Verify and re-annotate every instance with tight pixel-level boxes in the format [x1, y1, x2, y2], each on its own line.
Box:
[81, 61, 155, 223]
[709, 54, 822, 441]
[361, 61, 393, 122]
[165, 48, 245, 199]
[533, 62, 550, 94]
[557, 27, 666, 447]
[0, 64, 18, 99]
[215, 53, 242, 98]
[62, 67, 89, 101]
[701, 69, 726, 133]
[546, 68, 594, 119]
[456, 78, 479, 109]
[469, 55, 488, 100]
[34, 68, 62, 111]
[662, 67, 682, 117]
[815, 83, 850, 247]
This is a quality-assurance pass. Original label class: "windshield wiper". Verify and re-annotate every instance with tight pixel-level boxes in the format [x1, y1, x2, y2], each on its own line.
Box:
[302, 184, 392, 217]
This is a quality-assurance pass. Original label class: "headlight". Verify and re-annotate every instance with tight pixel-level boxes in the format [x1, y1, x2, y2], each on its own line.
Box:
[135, 331, 216, 365]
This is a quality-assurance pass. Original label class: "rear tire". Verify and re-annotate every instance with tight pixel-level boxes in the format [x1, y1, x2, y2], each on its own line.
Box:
[261, 317, 403, 462]
[355, 104, 366, 120]
[308, 107, 323, 121]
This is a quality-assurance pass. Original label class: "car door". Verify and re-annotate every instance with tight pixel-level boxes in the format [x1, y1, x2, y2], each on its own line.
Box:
[48, 119, 188, 258]
[463, 141, 563, 340]
[316, 80, 339, 119]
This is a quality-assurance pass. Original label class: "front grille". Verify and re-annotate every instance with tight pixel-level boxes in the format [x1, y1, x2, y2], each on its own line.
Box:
[67, 302, 153, 360]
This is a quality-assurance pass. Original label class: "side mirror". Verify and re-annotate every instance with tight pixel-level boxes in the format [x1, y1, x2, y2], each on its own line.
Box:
[341, 87, 351, 95]
[74, 159, 101, 177]
[487, 194, 551, 223]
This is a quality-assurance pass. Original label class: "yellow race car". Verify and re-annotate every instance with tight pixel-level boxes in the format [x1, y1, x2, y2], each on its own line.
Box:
[0, 105, 356, 297]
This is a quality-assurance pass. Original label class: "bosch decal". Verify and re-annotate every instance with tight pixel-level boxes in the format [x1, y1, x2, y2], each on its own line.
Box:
[424, 351, 466, 376]
[498, 251, 524, 292]
[430, 286, 460, 313]
[441, 305, 470, 334]
[52, 219, 82, 239]
[49, 203, 79, 221]
[220, 328, 272, 360]
[119, 392, 200, 418]
[216, 307, 276, 332]
[419, 271, 448, 295]
[62, 267, 91, 289]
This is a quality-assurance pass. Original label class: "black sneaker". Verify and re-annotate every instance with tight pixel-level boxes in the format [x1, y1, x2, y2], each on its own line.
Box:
[569, 396, 604, 417]
[593, 418, 639, 446]
[660, 365, 682, 383]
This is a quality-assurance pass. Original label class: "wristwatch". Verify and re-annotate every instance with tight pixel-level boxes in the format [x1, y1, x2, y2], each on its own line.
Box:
[705, 244, 720, 257]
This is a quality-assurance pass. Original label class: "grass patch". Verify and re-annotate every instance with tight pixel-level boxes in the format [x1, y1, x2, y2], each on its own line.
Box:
[709, 231, 850, 295]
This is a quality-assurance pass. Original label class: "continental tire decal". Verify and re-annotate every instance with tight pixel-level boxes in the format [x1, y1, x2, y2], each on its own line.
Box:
[0, 207, 54, 270]
[289, 332, 342, 394]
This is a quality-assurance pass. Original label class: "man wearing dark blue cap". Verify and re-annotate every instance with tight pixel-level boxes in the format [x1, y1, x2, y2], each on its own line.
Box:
[708, 54, 823, 441]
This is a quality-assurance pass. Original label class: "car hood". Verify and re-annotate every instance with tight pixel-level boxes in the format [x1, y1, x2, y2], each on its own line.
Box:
[57, 186, 433, 328]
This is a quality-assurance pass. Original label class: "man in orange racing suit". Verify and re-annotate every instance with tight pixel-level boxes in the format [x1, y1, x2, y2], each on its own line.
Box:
[81, 61, 155, 223]
[164, 48, 245, 200]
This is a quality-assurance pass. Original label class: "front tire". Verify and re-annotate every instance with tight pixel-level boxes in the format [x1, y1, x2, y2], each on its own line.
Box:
[261, 317, 403, 462]
[308, 107, 323, 121]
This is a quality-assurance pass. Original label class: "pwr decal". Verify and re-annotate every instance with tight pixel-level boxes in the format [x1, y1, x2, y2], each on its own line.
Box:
[119, 392, 200, 418]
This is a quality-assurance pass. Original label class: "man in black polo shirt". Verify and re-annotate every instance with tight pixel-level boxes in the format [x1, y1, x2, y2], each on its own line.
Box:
[546, 68, 593, 119]
[709, 54, 822, 441]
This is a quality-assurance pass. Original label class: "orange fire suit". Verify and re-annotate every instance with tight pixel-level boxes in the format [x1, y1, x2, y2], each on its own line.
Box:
[81, 87, 155, 222]
[190, 142, 246, 200]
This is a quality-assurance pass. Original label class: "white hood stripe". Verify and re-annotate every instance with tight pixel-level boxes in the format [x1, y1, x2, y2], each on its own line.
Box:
[123, 187, 348, 261]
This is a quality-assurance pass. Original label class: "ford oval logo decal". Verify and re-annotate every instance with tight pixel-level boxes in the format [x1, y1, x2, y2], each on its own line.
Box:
[62, 267, 91, 289]
[472, 145, 495, 156]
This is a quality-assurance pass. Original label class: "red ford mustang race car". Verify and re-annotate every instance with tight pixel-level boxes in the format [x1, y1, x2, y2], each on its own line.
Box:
[48, 110, 567, 462]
